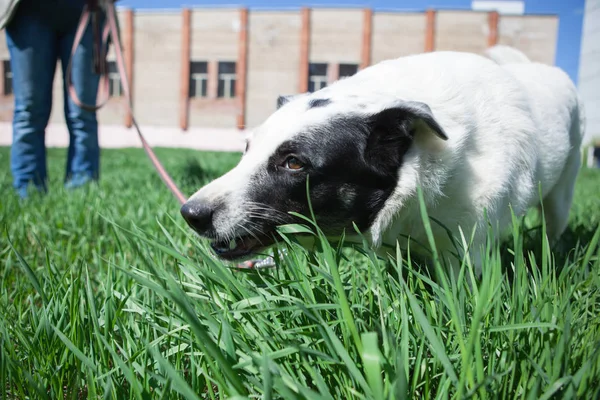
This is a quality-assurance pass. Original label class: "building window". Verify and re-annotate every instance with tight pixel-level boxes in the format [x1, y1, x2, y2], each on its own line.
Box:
[107, 61, 122, 97]
[308, 63, 328, 92]
[217, 61, 236, 98]
[190, 61, 208, 98]
[339, 63, 358, 78]
[3, 60, 12, 95]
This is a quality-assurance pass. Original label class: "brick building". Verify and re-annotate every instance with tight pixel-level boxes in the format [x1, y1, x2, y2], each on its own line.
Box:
[578, 0, 600, 167]
[579, 0, 599, 145]
[0, 6, 558, 131]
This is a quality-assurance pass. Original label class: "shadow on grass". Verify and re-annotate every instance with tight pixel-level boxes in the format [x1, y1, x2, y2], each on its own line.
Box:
[178, 158, 225, 192]
[499, 221, 599, 283]
[369, 219, 599, 289]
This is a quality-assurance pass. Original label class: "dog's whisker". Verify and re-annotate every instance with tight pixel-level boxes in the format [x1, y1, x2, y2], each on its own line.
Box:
[245, 208, 286, 218]
[245, 206, 290, 220]
[245, 210, 289, 222]
[238, 223, 264, 246]
[246, 211, 287, 222]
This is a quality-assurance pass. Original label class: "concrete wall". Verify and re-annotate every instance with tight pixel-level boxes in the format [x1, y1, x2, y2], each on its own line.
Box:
[97, 11, 132, 126]
[131, 12, 181, 127]
[246, 11, 302, 128]
[0, 35, 12, 121]
[0, 36, 6, 59]
[189, 9, 239, 128]
[498, 15, 558, 65]
[371, 13, 426, 64]
[0, 7, 560, 131]
[579, 0, 600, 143]
[48, 62, 66, 125]
[309, 9, 362, 65]
[435, 11, 489, 54]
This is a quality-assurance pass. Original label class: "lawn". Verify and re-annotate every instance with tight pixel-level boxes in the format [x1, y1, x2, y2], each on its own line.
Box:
[1, 146, 599, 399]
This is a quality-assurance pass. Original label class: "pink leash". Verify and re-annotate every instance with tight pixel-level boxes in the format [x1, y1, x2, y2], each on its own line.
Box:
[66, 0, 188, 205]
[67, 1, 275, 270]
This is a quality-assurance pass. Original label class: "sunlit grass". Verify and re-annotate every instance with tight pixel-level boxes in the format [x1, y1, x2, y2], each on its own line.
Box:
[1, 147, 599, 399]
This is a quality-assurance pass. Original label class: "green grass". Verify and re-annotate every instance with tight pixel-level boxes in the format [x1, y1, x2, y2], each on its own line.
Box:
[1, 146, 600, 399]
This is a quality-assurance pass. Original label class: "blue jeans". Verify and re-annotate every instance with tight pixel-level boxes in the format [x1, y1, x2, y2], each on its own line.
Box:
[6, 0, 100, 198]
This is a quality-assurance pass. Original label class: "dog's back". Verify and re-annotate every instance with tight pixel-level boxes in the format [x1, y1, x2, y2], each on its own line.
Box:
[484, 45, 584, 241]
[485, 45, 584, 165]
[369, 47, 583, 269]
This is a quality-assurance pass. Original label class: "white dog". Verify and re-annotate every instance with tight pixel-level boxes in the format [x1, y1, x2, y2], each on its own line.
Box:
[181, 45, 584, 275]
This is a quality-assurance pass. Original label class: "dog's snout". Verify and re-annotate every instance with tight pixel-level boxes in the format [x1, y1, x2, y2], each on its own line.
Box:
[180, 202, 213, 235]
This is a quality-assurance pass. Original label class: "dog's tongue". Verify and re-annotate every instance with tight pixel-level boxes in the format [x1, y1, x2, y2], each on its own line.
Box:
[236, 255, 276, 270]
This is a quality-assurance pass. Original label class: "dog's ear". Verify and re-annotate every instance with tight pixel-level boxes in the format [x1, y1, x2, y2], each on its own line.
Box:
[400, 101, 448, 140]
[277, 95, 295, 109]
[277, 93, 311, 109]
[376, 101, 446, 140]
[365, 101, 447, 172]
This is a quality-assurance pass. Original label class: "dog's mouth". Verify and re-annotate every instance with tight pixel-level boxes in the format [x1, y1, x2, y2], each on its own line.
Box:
[210, 233, 276, 260]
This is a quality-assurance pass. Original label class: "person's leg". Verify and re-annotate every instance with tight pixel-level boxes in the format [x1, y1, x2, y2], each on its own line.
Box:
[6, 7, 58, 197]
[59, 12, 101, 188]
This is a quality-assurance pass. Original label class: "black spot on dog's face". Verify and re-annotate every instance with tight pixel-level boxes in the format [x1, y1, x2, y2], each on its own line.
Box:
[308, 98, 331, 109]
[245, 109, 417, 238]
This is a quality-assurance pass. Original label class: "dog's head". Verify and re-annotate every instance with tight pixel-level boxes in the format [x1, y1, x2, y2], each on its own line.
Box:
[181, 91, 447, 260]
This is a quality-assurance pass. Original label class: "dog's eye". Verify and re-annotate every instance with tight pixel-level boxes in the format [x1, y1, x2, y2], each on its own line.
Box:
[244, 140, 250, 154]
[283, 156, 304, 171]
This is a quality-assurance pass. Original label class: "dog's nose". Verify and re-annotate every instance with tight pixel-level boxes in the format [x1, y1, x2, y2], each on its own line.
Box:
[180, 202, 213, 234]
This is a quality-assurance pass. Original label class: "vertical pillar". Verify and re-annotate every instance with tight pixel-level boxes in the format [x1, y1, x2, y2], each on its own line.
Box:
[0, 61, 4, 96]
[327, 63, 339, 84]
[425, 9, 436, 53]
[360, 8, 373, 70]
[207, 61, 219, 99]
[299, 7, 310, 93]
[123, 9, 134, 128]
[236, 8, 248, 130]
[488, 11, 500, 47]
[179, 8, 191, 131]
